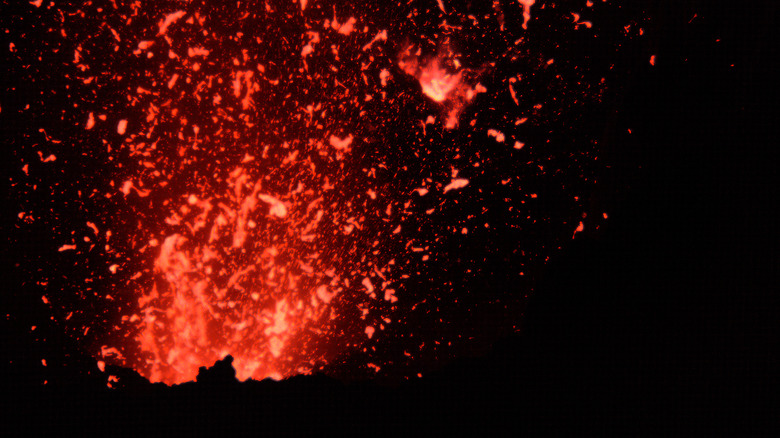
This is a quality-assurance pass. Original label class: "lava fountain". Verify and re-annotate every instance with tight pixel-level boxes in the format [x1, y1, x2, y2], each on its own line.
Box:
[5, 0, 650, 385]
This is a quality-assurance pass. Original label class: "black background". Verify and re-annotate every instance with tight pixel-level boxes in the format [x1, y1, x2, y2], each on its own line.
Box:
[2, 0, 778, 434]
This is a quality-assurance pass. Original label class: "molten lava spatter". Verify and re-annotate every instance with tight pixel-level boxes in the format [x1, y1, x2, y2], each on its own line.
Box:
[398, 43, 486, 129]
[135, 163, 341, 383]
[5, 0, 650, 385]
[101, 4, 410, 382]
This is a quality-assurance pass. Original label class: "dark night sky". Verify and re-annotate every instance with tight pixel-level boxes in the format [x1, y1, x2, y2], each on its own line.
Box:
[1, 0, 777, 433]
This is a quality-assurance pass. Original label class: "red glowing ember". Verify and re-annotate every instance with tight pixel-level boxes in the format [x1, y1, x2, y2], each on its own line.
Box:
[398, 43, 486, 129]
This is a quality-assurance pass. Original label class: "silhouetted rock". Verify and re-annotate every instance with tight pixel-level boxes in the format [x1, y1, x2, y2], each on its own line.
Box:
[195, 355, 238, 385]
[104, 363, 151, 390]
